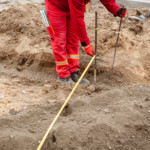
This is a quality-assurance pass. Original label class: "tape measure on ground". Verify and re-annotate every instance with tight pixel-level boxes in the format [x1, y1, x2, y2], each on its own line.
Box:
[37, 55, 96, 150]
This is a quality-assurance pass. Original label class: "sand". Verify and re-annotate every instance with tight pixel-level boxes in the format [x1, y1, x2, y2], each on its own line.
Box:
[0, 1, 150, 150]
[0, 84, 150, 150]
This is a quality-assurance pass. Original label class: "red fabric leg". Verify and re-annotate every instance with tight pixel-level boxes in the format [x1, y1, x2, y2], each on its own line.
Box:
[66, 15, 80, 74]
[45, 1, 70, 78]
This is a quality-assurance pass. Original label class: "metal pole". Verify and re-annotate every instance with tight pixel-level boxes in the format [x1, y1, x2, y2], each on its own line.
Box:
[94, 11, 98, 84]
[110, 17, 122, 80]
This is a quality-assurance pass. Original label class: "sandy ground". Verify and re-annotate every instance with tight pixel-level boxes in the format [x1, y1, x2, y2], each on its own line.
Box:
[0, 84, 150, 150]
[0, 1, 150, 150]
[116, 0, 150, 8]
[0, 0, 44, 11]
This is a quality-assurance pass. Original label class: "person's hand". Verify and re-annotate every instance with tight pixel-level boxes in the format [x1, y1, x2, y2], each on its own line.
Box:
[84, 44, 95, 57]
[117, 8, 127, 18]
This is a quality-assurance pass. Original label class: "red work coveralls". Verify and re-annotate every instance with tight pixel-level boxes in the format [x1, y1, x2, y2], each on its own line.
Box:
[45, 0, 119, 78]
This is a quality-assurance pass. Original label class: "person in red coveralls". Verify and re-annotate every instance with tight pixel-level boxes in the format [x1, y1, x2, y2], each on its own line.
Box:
[45, 0, 126, 84]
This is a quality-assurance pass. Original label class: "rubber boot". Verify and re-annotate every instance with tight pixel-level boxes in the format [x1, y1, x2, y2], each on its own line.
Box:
[71, 71, 90, 84]
[58, 77, 75, 84]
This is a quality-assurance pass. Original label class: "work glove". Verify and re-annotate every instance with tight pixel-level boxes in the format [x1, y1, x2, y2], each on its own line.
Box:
[117, 8, 127, 18]
[84, 44, 95, 57]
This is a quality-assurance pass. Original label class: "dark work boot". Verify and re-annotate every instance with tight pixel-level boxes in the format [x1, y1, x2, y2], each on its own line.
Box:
[58, 77, 75, 84]
[71, 71, 90, 84]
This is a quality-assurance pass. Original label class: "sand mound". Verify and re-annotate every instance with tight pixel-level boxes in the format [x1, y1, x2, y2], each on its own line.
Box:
[43, 84, 150, 150]
[0, 84, 150, 150]
[0, 3, 51, 54]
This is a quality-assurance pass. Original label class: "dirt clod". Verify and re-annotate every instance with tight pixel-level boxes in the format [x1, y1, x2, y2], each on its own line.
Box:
[87, 85, 96, 92]
[61, 104, 72, 117]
